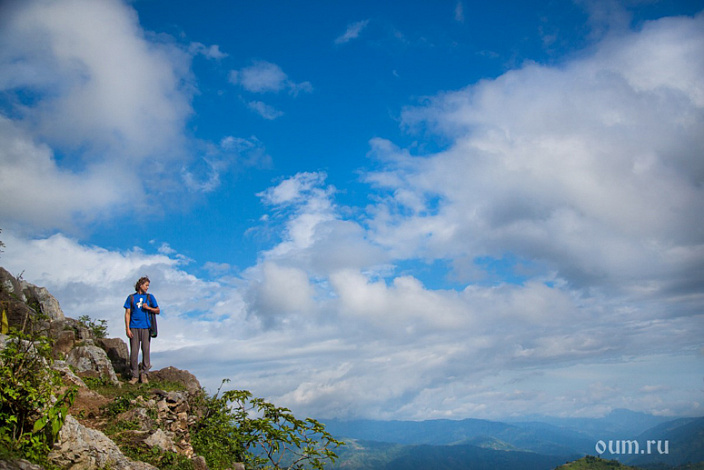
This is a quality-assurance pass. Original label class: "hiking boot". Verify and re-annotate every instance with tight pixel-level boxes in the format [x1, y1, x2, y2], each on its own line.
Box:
[128, 377, 139, 385]
[140, 373, 149, 384]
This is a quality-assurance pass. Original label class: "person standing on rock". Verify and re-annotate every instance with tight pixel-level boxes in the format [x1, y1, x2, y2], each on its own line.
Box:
[124, 276, 160, 384]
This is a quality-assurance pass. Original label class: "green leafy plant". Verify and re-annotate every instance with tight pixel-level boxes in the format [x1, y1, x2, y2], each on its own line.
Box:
[0, 329, 76, 463]
[77, 314, 108, 339]
[191, 380, 344, 470]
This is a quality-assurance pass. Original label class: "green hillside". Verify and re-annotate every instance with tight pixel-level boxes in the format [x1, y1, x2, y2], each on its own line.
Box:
[556, 455, 640, 469]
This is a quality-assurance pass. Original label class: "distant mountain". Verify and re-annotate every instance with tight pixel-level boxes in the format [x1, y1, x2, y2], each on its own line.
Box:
[383, 444, 570, 470]
[325, 412, 704, 470]
[510, 409, 674, 440]
[324, 417, 511, 446]
[324, 417, 594, 455]
[626, 417, 704, 467]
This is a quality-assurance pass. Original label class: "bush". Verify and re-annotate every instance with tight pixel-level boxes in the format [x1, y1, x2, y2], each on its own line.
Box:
[0, 329, 76, 463]
[191, 381, 344, 470]
[77, 314, 108, 339]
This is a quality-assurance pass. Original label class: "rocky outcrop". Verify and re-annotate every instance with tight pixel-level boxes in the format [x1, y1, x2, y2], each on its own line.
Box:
[96, 337, 129, 376]
[48, 416, 158, 470]
[0, 460, 44, 470]
[0, 267, 65, 323]
[0, 268, 246, 470]
[20, 282, 64, 321]
[0, 267, 24, 301]
[149, 366, 202, 394]
[65, 341, 120, 385]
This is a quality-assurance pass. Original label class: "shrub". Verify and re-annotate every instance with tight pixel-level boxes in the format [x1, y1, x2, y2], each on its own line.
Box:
[191, 381, 344, 470]
[77, 315, 108, 339]
[0, 329, 76, 463]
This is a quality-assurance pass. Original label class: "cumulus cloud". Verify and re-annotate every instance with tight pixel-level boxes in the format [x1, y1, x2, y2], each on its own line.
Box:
[1, 6, 702, 422]
[0, 0, 193, 161]
[370, 12, 704, 299]
[0, 117, 132, 231]
[0, 0, 220, 230]
[238, 13, 704, 418]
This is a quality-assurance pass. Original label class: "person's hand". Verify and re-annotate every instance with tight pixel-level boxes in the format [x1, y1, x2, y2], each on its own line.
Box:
[126, 327, 133, 339]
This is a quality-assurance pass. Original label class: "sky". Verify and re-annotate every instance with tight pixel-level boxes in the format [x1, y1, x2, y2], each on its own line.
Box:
[0, 0, 703, 422]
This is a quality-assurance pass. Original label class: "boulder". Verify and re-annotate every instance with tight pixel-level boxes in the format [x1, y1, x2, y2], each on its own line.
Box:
[0, 460, 44, 470]
[52, 360, 88, 389]
[144, 428, 179, 453]
[191, 455, 208, 470]
[49, 415, 157, 470]
[65, 343, 120, 385]
[149, 366, 202, 394]
[97, 337, 130, 376]
[52, 329, 76, 358]
[0, 267, 25, 301]
[20, 282, 65, 321]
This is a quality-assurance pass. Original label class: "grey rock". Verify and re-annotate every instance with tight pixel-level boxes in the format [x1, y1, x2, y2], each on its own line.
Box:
[149, 366, 202, 394]
[66, 343, 120, 385]
[0, 459, 44, 470]
[52, 329, 76, 358]
[97, 337, 130, 376]
[52, 360, 88, 388]
[0, 267, 25, 301]
[49, 415, 157, 470]
[144, 428, 178, 453]
[20, 282, 65, 321]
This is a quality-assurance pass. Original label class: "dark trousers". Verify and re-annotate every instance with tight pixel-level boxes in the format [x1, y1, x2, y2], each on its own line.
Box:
[129, 328, 151, 378]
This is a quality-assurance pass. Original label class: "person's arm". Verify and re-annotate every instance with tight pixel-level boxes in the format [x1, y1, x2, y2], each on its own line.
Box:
[145, 294, 160, 315]
[125, 308, 133, 339]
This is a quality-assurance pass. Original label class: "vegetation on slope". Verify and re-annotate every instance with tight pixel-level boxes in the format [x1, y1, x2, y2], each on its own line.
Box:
[556, 455, 641, 469]
[0, 277, 343, 470]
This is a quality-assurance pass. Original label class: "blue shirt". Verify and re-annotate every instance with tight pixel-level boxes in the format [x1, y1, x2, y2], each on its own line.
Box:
[124, 293, 158, 329]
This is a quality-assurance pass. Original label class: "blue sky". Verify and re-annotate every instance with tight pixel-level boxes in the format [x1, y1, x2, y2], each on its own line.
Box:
[1, 0, 703, 421]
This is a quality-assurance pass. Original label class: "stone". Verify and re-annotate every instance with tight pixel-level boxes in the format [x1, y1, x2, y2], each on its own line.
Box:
[20, 282, 65, 321]
[149, 366, 202, 394]
[0, 460, 44, 470]
[52, 360, 88, 388]
[49, 415, 158, 470]
[52, 329, 76, 358]
[191, 455, 208, 470]
[65, 343, 120, 385]
[119, 407, 155, 431]
[0, 267, 25, 301]
[144, 428, 178, 453]
[97, 337, 130, 376]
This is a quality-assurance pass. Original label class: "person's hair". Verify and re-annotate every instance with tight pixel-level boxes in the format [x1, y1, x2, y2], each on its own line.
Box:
[135, 276, 150, 292]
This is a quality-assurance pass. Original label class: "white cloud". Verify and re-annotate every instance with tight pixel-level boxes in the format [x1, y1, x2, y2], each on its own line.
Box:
[1, 6, 702, 422]
[188, 41, 228, 60]
[0, 0, 216, 231]
[229, 60, 312, 95]
[258, 172, 330, 206]
[0, 0, 193, 161]
[334, 19, 371, 44]
[0, 117, 132, 231]
[247, 100, 284, 120]
[371, 13, 704, 298]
